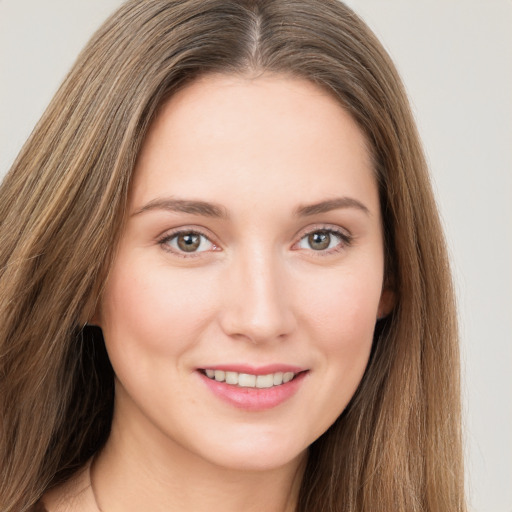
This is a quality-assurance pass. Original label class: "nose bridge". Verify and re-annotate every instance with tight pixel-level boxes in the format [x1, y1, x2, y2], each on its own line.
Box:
[220, 242, 295, 343]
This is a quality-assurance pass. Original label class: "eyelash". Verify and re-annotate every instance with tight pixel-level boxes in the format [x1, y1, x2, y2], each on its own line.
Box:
[294, 226, 353, 255]
[157, 229, 219, 258]
[157, 225, 353, 258]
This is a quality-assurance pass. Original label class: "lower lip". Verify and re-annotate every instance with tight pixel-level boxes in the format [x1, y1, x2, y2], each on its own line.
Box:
[198, 371, 308, 411]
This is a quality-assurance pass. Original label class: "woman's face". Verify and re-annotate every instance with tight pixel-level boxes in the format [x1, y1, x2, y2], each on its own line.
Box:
[97, 74, 392, 471]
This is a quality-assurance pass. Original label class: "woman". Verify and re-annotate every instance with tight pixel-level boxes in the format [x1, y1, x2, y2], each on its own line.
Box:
[0, 1, 466, 511]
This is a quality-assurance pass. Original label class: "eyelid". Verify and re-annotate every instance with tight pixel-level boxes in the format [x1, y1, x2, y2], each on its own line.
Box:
[156, 223, 352, 258]
[157, 226, 221, 257]
[292, 224, 353, 254]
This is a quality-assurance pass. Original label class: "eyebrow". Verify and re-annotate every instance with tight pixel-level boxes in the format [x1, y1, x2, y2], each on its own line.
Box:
[132, 195, 369, 219]
[132, 198, 228, 218]
[295, 197, 370, 217]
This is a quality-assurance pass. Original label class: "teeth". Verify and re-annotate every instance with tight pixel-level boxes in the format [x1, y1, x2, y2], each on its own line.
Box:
[256, 374, 274, 388]
[203, 369, 297, 388]
[225, 371, 239, 385]
[273, 372, 283, 385]
[238, 373, 256, 387]
[283, 372, 294, 383]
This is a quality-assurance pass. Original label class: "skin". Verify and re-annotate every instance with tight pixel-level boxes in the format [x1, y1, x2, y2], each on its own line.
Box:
[44, 73, 393, 511]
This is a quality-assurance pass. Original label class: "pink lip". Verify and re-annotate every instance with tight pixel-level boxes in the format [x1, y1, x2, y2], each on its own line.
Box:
[197, 368, 308, 411]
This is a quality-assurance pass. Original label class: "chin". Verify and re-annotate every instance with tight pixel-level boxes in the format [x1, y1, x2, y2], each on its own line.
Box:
[190, 431, 309, 473]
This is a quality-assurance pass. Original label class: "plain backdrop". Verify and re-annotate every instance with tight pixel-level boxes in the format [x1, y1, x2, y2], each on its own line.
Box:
[1, 1, 511, 510]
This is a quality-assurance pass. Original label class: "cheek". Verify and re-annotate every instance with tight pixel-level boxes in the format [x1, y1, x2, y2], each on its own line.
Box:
[100, 255, 218, 359]
[288, 264, 383, 441]
[299, 264, 382, 393]
[302, 266, 383, 348]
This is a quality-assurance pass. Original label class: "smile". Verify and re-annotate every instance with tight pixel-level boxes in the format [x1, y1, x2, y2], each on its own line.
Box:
[202, 369, 296, 389]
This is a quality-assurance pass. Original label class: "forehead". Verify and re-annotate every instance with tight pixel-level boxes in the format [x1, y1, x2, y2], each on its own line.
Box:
[131, 73, 377, 214]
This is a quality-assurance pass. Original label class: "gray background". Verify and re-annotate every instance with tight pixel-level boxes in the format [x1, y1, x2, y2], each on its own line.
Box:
[1, 1, 511, 510]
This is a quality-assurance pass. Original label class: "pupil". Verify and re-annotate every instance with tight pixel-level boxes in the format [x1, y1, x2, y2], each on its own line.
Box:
[309, 231, 330, 250]
[178, 233, 200, 252]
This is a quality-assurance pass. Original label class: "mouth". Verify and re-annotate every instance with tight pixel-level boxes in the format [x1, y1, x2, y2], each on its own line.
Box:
[197, 365, 308, 410]
[196, 363, 310, 411]
[199, 368, 303, 389]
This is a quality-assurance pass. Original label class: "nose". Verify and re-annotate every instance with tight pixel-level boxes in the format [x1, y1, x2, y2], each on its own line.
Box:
[218, 247, 297, 344]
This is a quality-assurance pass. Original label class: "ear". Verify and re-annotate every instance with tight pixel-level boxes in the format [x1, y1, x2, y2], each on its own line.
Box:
[377, 285, 395, 320]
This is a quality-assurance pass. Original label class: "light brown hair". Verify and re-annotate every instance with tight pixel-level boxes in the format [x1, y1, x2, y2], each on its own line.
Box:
[0, 1, 465, 510]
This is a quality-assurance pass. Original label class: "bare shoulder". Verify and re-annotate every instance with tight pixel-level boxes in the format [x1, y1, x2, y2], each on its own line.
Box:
[40, 462, 97, 512]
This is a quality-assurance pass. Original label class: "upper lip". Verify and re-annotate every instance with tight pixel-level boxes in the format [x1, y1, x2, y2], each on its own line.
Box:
[198, 364, 306, 375]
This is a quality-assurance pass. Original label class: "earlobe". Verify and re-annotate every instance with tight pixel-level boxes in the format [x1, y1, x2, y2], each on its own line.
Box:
[377, 287, 395, 320]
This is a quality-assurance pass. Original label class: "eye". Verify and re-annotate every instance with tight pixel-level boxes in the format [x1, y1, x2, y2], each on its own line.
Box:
[160, 231, 216, 254]
[297, 229, 350, 252]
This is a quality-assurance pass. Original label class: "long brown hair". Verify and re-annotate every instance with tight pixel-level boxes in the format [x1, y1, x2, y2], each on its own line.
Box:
[0, 1, 465, 510]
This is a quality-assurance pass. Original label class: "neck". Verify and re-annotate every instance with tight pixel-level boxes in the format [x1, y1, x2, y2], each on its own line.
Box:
[92, 403, 307, 512]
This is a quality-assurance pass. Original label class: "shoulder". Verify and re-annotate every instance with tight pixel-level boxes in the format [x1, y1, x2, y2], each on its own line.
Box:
[38, 461, 97, 512]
